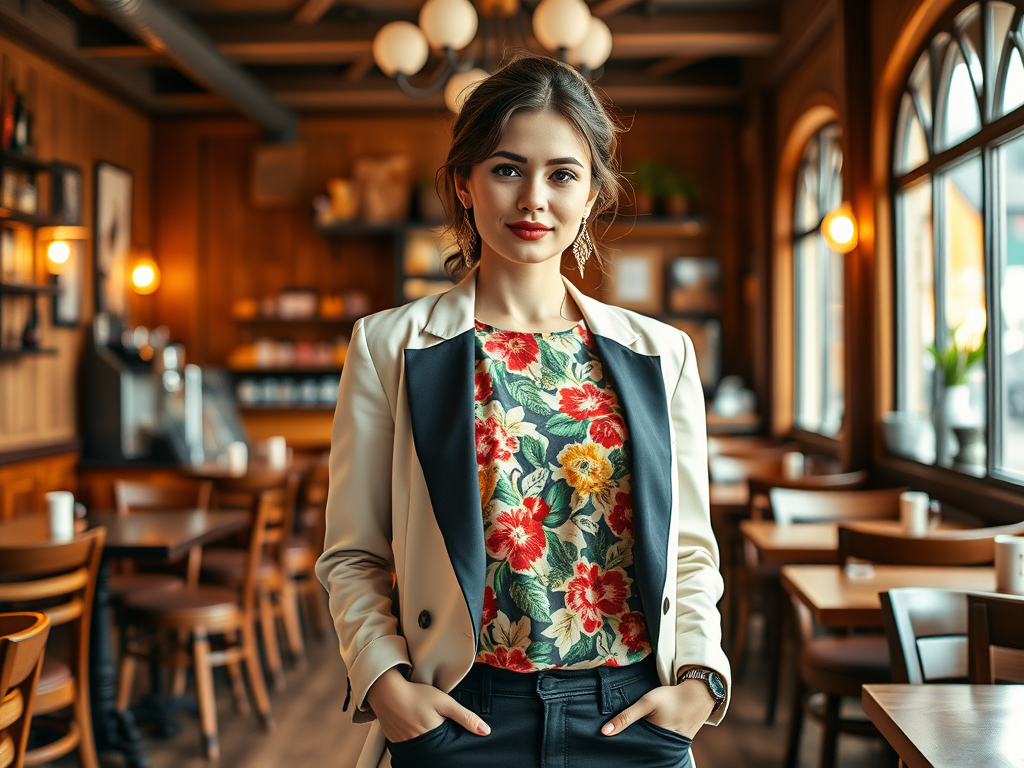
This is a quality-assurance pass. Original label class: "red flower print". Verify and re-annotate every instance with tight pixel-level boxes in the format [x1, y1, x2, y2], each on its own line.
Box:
[618, 612, 650, 653]
[565, 562, 628, 634]
[486, 507, 546, 572]
[575, 325, 595, 349]
[589, 414, 626, 449]
[481, 586, 498, 628]
[481, 646, 534, 672]
[558, 383, 615, 421]
[475, 372, 493, 403]
[484, 331, 539, 372]
[604, 658, 621, 667]
[523, 496, 550, 522]
[475, 416, 519, 465]
[608, 492, 634, 537]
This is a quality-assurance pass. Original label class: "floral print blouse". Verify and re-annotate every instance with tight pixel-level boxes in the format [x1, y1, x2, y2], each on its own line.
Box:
[473, 319, 652, 672]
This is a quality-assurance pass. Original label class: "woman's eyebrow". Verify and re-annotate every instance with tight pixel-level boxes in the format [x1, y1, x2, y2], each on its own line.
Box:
[486, 150, 584, 169]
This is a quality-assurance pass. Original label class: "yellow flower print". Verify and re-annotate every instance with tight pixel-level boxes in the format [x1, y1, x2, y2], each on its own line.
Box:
[556, 442, 613, 501]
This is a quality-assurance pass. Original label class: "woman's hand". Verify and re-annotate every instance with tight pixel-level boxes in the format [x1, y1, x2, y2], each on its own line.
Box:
[601, 679, 715, 740]
[365, 667, 491, 743]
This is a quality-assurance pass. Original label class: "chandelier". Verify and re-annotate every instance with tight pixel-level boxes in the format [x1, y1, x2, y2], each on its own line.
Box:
[371, 0, 613, 112]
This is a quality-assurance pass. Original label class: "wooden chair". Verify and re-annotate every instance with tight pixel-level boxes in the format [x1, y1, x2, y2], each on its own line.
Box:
[838, 520, 1024, 565]
[203, 472, 303, 688]
[707, 436, 793, 458]
[967, 592, 1024, 684]
[118, 489, 281, 760]
[282, 458, 329, 640]
[708, 455, 784, 485]
[0, 613, 50, 768]
[0, 528, 105, 768]
[881, 587, 969, 684]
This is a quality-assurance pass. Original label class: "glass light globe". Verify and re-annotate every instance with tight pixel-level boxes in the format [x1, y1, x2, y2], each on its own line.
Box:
[533, 0, 591, 51]
[567, 16, 612, 69]
[131, 255, 161, 295]
[373, 21, 430, 76]
[444, 68, 490, 113]
[419, 0, 478, 51]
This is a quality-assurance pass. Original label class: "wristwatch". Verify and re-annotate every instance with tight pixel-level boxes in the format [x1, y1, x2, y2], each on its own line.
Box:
[678, 667, 726, 713]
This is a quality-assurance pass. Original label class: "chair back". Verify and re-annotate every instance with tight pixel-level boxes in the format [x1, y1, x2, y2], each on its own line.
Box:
[880, 588, 968, 684]
[114, 479, 212, 515]
[0, 612, 51, 768]
[968, 592, 1024, 684]
[707, 436, 793, 458]
[239, 488, 290, 616]
[708, 455, 783, 484]
[769, 487, 905, 526]
[839, 521, 1024, 565]
[212, 469, 291, 511]
[298, 459, 329, 546]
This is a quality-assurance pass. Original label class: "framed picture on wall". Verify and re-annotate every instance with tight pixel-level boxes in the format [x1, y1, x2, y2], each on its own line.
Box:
[52, 241, 83, 327]
[94, 161, 132, 320]
[51, 162, 83, 225]
[667, 256, 720, 313]
[604, 247, 663, 314]
[665, 317, 721, 390]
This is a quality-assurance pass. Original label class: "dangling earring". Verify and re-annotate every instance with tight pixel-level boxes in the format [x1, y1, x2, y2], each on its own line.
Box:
[458, 206, 477, 268]
[573, 216, 594, 278]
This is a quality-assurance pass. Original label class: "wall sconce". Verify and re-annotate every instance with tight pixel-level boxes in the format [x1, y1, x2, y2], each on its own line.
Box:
[37, 226, 87, 274]
[47, 240, 71, 273]
[131, 253, 160, 295]
[821, 202, 858, 253]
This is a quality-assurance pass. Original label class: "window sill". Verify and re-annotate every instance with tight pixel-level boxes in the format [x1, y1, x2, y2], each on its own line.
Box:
[788, 429, 841, 459]
[873, 455, 1024, 525]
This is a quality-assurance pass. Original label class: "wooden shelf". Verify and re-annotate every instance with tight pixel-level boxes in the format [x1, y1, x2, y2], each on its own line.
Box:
[602, 216, 707, 239]
[228, 365, 343, 375]
[0, 347, 58, 360]
[313, 219, 442, 237]
[0, 208, 59, 227]
[238, 403, 336, 412]
[235, 316, 353, 325]
[0, 148, 51, 173]
[0, 281, 59, 296]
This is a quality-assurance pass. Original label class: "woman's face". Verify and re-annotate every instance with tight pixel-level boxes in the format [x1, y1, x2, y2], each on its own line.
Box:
[456, 108, 599, 268]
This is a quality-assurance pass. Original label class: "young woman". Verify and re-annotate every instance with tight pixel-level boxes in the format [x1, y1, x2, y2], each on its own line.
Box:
[316, 53, 730, 768]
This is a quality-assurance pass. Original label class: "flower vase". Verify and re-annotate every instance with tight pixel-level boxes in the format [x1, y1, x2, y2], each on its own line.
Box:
[934, 384, 972, 466]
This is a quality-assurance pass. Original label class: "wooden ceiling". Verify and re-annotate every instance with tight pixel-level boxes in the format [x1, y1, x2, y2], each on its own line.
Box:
[3, 0, 781, 113]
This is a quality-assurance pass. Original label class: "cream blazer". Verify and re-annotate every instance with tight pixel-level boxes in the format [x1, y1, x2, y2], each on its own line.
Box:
[316, 269, 731, 768]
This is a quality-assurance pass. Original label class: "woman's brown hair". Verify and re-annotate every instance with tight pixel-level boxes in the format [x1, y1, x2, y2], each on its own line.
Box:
[438, 51, 624, 279]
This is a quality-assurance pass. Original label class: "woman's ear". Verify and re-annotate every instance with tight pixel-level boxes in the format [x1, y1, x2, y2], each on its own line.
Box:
[454, 173, 472, 209]
[585, 185, 599, 218]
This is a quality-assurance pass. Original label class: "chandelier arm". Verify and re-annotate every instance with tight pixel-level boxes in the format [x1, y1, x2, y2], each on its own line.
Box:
[395, 48, 457, 97]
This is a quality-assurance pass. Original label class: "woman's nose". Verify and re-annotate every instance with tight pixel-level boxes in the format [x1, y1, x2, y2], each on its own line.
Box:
[518, 177, 547, 212]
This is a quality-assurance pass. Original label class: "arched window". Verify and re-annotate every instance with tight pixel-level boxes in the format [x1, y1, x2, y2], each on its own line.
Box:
[893, 1, 1024, 482]
[793, 123, 844, 437]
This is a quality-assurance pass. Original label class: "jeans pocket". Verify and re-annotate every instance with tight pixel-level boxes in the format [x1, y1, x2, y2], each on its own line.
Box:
[386, 719, 452, 753]
[637, 717, 693, 745]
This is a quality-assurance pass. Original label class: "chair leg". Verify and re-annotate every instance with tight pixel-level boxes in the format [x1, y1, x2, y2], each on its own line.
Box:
[764, 589, 785, 725]
[731, 579, 751, 677]
[302, 575, 328, 638]
[819, 694, 842, 768]
[73, 667, 100, 768]
[258, 588, 285, 692]
[224, 628, 251, 716]
[117, 651, 138, 712]
[279, 579, 306, 669]
[242, 623, 274, 732]
[192, 629, 220, 761]
[170, 628, 189, 697]
[783, 680, 806, 768]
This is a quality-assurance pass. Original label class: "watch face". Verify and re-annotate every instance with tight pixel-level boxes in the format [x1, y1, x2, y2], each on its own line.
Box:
[707, 671, 726, 699]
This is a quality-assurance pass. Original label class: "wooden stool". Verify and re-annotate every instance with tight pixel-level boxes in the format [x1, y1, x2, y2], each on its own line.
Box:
[0, 613, 50, 768]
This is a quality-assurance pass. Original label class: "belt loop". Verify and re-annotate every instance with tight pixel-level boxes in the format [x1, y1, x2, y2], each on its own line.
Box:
[598, 666, 613, 715]
[480, 665, 493, 716]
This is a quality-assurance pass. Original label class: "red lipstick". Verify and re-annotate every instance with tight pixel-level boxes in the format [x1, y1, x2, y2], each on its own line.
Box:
[507, 221, 552, 241]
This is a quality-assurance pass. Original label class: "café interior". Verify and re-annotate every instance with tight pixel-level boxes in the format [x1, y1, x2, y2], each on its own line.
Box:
[1, 0, 1024, 766]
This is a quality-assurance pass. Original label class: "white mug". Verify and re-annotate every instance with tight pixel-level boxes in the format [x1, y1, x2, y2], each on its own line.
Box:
[266, 436, 287, 470]
[45, 491, 75, 542]
[899, 491, 929, 536]
[994, 535, 1024, 595]
[226, 441, 248, 474]
[782, 451, 804, 479]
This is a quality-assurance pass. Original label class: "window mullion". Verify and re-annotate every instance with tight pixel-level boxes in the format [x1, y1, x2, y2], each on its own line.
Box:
[984, 143, 1000, 476]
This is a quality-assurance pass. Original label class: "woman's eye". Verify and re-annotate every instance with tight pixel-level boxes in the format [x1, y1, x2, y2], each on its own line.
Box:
[493, 164, 520, 177]
[552, 169, 578, 183]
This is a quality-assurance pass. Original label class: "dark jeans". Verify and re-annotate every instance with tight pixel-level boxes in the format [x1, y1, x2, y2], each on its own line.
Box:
[386, 657, 693, 768]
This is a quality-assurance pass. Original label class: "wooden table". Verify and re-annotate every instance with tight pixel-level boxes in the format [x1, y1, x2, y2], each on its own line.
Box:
[863, 684, 1024, 768]
[781, 564, 997, 628]
[0, 509, 248, 768]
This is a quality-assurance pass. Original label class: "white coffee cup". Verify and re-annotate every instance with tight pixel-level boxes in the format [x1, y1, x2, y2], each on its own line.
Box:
[994, 535, 1024, 595]
[899, 491, 929, 536]
[782, 451, 804, 479]
[46, 491, 76, 542]
[226, 441, 248, 474]
[266, 436, 287, 470]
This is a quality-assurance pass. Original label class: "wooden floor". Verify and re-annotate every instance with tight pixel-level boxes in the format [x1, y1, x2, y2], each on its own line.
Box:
[58, 618, 890, 768]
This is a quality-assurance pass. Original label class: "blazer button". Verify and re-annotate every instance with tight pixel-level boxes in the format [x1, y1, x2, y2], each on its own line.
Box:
[418, 610, 432, 629]
[663, 597, 670, 615]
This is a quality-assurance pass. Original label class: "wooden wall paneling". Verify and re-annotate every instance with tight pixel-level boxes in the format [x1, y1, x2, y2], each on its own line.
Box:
[0, 451, 78, 519]
[0, 31, 151, 456]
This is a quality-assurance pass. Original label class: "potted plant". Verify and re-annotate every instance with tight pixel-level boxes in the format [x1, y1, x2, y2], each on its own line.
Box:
[662, 168, 699, 218]
[927, 326, 986, 466]
[630, 160, 661, 216]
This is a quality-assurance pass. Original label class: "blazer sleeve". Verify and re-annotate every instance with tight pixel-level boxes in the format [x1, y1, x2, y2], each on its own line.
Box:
[315, 318, 410, 722]
[670, 330, 732, 724]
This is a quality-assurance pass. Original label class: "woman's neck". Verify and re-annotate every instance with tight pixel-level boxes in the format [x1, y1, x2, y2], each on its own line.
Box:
[474, 253, 582, 333]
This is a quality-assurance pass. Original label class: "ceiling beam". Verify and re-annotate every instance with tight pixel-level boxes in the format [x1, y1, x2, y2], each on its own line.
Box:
[344, 55, 375, 83]
[643, 56, 702, 78]
[292, 0, 335, 25]
[591, 0, 643, 18]
[607, 12, 779, 58]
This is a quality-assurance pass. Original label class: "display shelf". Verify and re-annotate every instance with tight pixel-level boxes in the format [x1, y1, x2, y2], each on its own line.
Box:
[228, 364, 343, 375]
[0, 347, 58, 360]
[0, 207, 59, 227]
[235, 316, 353, 325]
[602, 216, 707, 239]
[0, 281, 59, 295]
[238, 403, 336, 412]
[0, 148, 51, 172]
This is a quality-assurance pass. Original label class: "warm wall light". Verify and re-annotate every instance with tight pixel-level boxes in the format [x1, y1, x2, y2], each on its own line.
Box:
[47, 240, 71, 273]
[131, 254, 160, 295]
[821, 202, 859, 253]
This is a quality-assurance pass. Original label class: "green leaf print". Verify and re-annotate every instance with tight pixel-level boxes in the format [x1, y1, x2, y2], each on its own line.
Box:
[520, 435, 548, 469]
[492, 560, 511, 598]
[540, 343, 572, 374]
[510, 574, 550, 622]
[609, 448, 629, 482]
[545, 530, 575, 585]
[507, 379, 555, 416]
[560, 633, 596, 666]
[493, 475, 521, 506]
[543, 481, 572, 515]
[525, 641, 555, 664]
[586, 525, 613, 570]
[546, 412, 589, 439]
